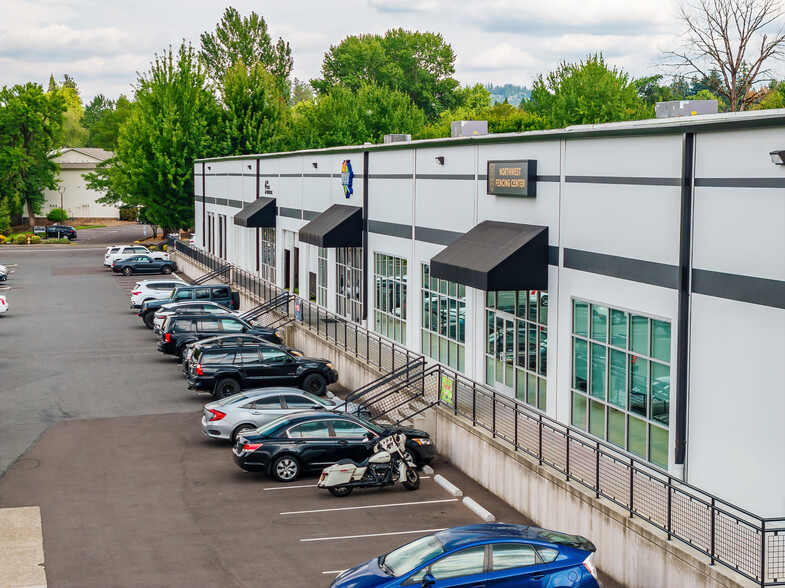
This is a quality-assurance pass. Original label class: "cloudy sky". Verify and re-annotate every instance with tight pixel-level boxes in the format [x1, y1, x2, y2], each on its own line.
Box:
[0, 0, 698, 102]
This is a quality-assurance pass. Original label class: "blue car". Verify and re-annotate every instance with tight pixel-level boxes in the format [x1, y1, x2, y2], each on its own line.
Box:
[331, 523, 602, 588]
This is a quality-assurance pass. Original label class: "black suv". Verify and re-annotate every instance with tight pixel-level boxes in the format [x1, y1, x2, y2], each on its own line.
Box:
[158, 314, 283, 360]
[139, 284, 239, 328]
[182, 334, 304, 373]
[46, 225, 77, 240]
[187, 345, 338, 397]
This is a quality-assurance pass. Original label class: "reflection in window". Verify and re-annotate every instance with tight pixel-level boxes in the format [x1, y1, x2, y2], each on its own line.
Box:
[571, 300, 671, 469]
[260, 227, 276, 284]
[421, 264, 465, 372]
[374, 253, 407, 344]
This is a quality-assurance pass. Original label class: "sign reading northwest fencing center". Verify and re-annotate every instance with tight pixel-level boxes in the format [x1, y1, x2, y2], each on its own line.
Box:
[487, 159, 537, 198]
[341, 160, 354, 198]
[440, 375, 455, 405]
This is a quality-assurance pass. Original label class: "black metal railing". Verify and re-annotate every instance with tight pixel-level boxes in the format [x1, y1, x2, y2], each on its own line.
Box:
[174, 240, 785, 587]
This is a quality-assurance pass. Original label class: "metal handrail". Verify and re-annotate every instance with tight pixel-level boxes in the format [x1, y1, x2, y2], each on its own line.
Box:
[174, 239, 785, 587]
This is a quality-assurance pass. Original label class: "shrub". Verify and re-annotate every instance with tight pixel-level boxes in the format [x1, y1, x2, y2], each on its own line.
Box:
[30, 235, 42, 244]
[0, 235, 6, 244]
[58, 238, 70, 244]
[47, 208, 68, 223]
[16, 235, 28, 244]
[162, 244, 168, 252]
[148, 245, 159, 251]
[119, 206, 138, 221]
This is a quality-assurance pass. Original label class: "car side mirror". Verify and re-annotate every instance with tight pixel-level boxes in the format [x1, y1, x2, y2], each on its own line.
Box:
[421, 573, 436, 588]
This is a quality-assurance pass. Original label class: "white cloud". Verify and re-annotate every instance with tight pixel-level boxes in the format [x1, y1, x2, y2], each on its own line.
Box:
[462, 43, 540, 71]
[0, 24, 149, 58]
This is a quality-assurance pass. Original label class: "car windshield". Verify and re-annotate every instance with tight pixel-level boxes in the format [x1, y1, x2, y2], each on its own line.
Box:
[353, 414, 384, 434]
[217, 393, 249, 407]
[380, 534, 445, 577]
[303, 392, 332, 407]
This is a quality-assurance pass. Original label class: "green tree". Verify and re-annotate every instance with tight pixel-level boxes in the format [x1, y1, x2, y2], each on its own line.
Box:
[221, 61, 288, 155]
[85, 95, 134, 150]
[290, 84, 425, 149]
[525, 54, 651, 128]
[47, 75, 87, 147]
[754, 80, 785, 109]
[200, 6, 292, 96]
[0, 83, 65, 227]
[92, 44, 219, 234]
[289, 77, 314, 106]
[313, 29, 460, 120]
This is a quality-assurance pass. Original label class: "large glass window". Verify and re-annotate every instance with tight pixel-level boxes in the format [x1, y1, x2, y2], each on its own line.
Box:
[570, 300, 671, 469]
[374, 253, 407, 344]
[486, 290, 548, 411]
[260, 227, 276, 284]
[317, 247, 328, 307]
[336, 247, 363, 322]
[421, 264, 465, 372]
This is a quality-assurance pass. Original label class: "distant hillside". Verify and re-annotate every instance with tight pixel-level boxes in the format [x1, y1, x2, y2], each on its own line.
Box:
[485, 83, 531, 107]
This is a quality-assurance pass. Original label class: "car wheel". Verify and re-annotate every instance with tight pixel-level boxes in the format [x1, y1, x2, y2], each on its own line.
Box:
[232, 424, 256, 443]
[161, 266, 172, 274]
[215, 378, 241, 399]
[328, 486, 353, 497]
[301, 373, 327, 396]
[271, 455, 301, 482]
[122, 267, 133, 276]
[143, 312, 156, 329]
[178, 346, 188, 362]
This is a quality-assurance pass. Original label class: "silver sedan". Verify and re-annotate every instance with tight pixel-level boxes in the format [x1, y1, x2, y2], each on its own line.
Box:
[201, 387, 367, 442]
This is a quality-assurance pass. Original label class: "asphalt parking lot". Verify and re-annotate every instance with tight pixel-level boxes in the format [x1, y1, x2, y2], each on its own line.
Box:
[0, 242, 621, 588]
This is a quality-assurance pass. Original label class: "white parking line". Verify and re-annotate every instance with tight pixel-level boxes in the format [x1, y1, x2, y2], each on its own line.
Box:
[263, 484, 317, 491]
[302, 528, 446, 542]
[281, 498, 457, 516]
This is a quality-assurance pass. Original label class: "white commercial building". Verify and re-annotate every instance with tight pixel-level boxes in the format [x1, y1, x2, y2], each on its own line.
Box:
[194, 110, 785, 520]
[41, 148, 120, 220]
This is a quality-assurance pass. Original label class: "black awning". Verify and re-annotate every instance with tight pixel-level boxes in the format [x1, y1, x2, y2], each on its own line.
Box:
[430, 221, 549, 291]
[233, 197, 276, 228]
[299, 204, 363, 248]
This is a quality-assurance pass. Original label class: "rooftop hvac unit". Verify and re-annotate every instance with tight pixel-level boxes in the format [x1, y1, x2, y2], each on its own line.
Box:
[383, 134, 412, 143]
[655, 100, 719, 118]
[451, 121, 488, 137]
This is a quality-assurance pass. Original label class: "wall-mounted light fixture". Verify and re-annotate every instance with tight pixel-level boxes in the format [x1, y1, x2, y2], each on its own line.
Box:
[207, 166, 211, 170]
[770, 150, 785, 165]
[312, 162, 318, 169]
[435, 156, 445, 165]
[247, 164, 252, 170]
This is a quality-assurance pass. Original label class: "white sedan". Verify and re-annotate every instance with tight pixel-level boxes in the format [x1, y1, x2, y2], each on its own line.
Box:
[0, 295, 8, 314]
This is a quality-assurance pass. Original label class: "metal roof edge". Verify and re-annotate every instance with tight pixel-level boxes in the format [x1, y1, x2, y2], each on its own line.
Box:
[195, 109, 785, 164]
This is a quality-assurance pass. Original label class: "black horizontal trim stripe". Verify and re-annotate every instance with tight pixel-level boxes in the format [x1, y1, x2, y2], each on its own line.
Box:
[280, 173, 302, 178]
[204, 196, 216, 204]
[416, 174, 476, 181]
[368, 220, 411, 239]
[369, 173, 413, 180]
[279, 207, 302, 219]
[303, 173, 333, 178]
[564, 248, 679, 289]
[214, 198, 228, 206]
[566, 175, 680, 187]
[692, 269, 785, 309]
[415, 226, 463, 246]
[548, 246, 559, 266]
[302, 209, 319, 221]
[695, 177, 785, 188]
[227, 199, 243, 209]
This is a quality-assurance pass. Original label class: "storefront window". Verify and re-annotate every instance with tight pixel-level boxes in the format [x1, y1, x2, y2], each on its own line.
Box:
[571, 300, 671, 469]
[260, 227, 276, 284]
[316, 247, 327, 307]
[374, 253, 407, 344]
[486, 290, 548, 410]
[422, 264, 465, 372]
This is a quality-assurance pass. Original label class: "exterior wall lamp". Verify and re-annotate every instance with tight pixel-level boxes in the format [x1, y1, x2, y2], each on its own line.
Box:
[435, 156, 445, 165]
[769, 150, 785, 165]
[312, 162, 318, 169]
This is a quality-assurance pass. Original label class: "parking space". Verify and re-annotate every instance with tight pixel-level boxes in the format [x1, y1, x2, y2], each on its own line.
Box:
[0, 246, 620, 587]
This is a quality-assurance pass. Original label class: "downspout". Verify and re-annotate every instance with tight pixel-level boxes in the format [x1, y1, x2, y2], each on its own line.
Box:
[201, 162, 206, 248]
[256, 159, 260, 273]
[362, 151, 369, 322]
[674, 132, 694, 479]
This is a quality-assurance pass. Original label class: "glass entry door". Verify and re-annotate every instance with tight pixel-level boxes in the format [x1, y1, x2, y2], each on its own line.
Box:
[487, 312, 515, 393]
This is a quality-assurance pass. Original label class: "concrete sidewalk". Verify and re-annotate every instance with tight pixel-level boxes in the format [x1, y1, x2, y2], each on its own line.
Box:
[0, 506, 47, 588]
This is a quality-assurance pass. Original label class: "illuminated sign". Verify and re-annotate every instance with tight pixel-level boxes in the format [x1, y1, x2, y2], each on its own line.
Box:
[341, 160, 354, 198]
[487, 159, 537, 197]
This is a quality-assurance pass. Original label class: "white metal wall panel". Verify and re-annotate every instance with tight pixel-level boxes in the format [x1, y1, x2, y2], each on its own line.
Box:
[414, 147, 477, 234]
[565, 135, 682, 179]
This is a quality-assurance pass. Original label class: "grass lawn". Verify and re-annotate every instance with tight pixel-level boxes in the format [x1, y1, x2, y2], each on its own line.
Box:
[73, 225, 105, 230]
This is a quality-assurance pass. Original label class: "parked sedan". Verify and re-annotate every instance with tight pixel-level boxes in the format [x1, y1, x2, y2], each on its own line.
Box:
[0, 295, 7, 315]
[201, 388, 367, 442]
[112, 255, 177, 276]
[330, 523, 601, 588]
[232, 411, 435, 481]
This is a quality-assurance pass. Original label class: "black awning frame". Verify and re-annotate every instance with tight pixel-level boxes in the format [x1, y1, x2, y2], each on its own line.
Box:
[299, 204, 363, 248]
[430, 221, 549, 291]
[233, 196, 277, 228]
